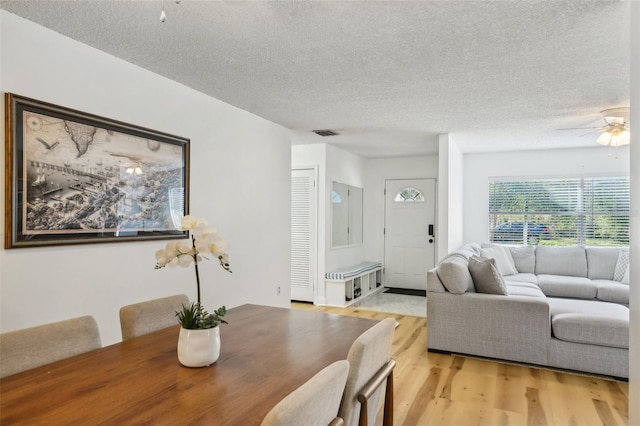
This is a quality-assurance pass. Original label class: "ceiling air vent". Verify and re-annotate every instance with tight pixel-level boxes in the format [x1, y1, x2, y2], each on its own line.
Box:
[313, 129, 339, 137]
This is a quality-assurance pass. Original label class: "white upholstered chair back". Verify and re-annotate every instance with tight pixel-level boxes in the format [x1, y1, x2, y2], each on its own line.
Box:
[339, 318, 396, 426]
[119, 294, 189, 340]
[261, 360, 350, 426]
[0, 315, 101, 379]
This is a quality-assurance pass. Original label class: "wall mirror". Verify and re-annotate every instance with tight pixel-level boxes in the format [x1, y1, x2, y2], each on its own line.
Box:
[332, 181, 363, 247]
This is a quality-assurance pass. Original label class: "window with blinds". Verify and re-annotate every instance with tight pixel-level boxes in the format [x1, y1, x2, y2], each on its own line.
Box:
[488, 177, 629, 246]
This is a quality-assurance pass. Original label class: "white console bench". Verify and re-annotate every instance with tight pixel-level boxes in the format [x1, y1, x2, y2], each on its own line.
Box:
[325, 261, 383, 307]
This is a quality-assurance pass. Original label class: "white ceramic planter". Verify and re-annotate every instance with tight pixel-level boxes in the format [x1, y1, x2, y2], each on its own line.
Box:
[177, 327, 221, 367]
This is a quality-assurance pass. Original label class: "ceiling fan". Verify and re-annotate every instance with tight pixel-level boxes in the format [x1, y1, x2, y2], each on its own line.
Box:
[560, 107, 630, 147]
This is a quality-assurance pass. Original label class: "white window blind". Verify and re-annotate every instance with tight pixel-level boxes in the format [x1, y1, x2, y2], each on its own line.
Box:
[488, 177, 629, 246]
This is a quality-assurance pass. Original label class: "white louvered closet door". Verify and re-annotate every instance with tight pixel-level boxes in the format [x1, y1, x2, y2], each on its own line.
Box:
[291, 168, 317, 302]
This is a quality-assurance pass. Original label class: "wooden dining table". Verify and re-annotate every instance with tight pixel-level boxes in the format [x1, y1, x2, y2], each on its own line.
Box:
[0, 304, 378, 425]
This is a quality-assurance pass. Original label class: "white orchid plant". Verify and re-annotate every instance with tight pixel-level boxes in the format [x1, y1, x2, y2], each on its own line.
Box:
[155, 215, 232, 329]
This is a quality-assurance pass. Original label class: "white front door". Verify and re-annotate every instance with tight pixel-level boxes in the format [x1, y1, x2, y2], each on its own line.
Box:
[384, 179, 436, 290]
[290, 168, 317, 302]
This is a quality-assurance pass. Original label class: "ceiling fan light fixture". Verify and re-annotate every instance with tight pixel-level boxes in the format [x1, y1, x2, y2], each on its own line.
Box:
[604, 116, 625, 125]
[601, 107, 630, 124]
[595, 107, 630, 150]
[621, 130, 631, 145]
[611, 129, 630, 147]
[598, 128, 630, 147]
[126, 166, 144, 175]
[597, 130, 612, 146]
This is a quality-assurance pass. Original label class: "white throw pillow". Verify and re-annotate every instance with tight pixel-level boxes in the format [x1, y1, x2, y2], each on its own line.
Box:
[614, 250, 630, 282]
[621, 266, 630, 284]
[480, 247, 518, 276]
[468, 256, 508, 295]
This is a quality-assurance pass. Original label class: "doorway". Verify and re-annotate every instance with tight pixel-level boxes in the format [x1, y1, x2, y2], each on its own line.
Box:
[383, 178, 436, 290]
[290, 168, 317, 302]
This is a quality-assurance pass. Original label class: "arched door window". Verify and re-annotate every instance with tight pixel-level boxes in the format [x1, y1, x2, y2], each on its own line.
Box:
[394, 187, 425, 202]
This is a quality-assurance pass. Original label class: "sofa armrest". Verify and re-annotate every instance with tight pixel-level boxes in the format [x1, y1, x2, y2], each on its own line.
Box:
[427, 292, 550, 365]
[427, 268, 446, 293]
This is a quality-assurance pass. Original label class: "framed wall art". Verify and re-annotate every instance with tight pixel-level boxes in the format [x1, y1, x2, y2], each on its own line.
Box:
[4, 93, 190, 248]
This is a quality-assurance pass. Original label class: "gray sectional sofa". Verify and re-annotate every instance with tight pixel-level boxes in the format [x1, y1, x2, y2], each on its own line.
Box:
[426, 243, 630, 379]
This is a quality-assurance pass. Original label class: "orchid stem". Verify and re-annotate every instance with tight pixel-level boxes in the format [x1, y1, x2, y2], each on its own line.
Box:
[192, 235, 201, 305]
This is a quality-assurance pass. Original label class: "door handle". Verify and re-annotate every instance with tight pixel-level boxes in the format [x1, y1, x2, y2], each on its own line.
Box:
[428, 224, 434, 236]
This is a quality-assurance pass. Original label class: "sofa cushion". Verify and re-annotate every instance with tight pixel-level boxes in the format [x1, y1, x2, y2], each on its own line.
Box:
[504, 280, 540, 291]
[593, 280, 630, 305]
[509, 245, 536, 274]
[503, 273, 538, 285]
[468, 256, 507, 295]
[547, 297, 629, 317]
[535, 245, 587, 277]
[548, 298, 629, 349]
[506, 285, 546, 298]
[614, 249, 630, 282]
[481, 243, 535, 274]
[552, 314, 629, 349]
[436, 257, 475, 294]
[480, 247, 517, 276]
[586, 247, 622, 280]
[537, 275, 597, 299]
[547, 297, 629, 312]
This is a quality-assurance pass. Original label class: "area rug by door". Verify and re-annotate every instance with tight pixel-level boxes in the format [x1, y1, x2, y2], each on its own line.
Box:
[384, 287, 427, 297]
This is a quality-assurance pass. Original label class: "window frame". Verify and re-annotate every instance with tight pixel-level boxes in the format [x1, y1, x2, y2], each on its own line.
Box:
[488, 175, 630, 247]
[394, 187, 425, 203]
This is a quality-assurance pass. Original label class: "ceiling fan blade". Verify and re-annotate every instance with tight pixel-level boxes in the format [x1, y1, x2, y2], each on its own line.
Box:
[579, 129, 603, 137]
[556, 126, 604, 131]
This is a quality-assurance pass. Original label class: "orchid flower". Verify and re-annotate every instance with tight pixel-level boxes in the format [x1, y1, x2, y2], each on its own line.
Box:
[155, 215, 232, 304]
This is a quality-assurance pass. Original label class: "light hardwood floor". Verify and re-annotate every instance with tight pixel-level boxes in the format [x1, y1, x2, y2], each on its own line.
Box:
[291, 302, 629, 426]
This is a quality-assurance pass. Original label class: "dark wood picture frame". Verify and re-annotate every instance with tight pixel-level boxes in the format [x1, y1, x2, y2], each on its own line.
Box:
[4, 93, 190, 248]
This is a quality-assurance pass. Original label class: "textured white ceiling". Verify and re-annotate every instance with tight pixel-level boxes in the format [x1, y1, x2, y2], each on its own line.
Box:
[0, 1, 630, 158]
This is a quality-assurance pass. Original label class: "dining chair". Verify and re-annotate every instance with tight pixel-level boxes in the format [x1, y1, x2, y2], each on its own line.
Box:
[119, 294, 189, 340]
[339, 317, 396, 426]
[0, 315, 101, 379]
[261, 360, 350, 426]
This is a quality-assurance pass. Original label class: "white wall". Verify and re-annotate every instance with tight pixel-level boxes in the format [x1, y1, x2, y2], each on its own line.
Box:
[446, 137, 464, 256]
[363, 155, 438, 273]
[437, 134, 465, 260]
[628, 2, 639, 424]
[0, 12, 292, 345]
[437, 136, 449, 260]
[463, 146, 630, 244]
[325, 145, 366, 272]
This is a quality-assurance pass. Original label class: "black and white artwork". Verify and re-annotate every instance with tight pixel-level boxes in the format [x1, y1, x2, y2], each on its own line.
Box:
[5, 94, 190, 248]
